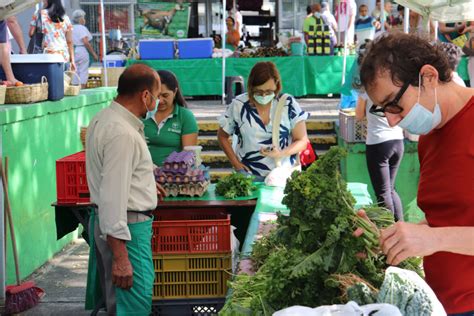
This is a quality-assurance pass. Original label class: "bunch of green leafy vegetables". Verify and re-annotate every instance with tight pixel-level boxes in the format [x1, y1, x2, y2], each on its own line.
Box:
[221, 147, 423, 315]
[215, 172, 257, 199]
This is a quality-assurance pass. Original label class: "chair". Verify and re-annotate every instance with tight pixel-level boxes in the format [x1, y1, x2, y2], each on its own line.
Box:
[225, 76, 245, 104]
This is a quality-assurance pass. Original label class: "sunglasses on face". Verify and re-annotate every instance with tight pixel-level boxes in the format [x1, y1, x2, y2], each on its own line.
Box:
[369, 82, 410, 117]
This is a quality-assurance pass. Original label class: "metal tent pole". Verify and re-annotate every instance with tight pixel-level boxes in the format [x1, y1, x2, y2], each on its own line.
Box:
[99, 0, 108, 87]
[222, 1, 226, 105]
[404, 7, 409, 33]
[381, 0, 385, 33]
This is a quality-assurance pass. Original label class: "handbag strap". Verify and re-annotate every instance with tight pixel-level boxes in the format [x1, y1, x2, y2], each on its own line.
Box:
[271, 94, 300, 167]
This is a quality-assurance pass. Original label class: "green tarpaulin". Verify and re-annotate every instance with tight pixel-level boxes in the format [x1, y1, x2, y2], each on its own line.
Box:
[128, 56, 357, 97]
[127, 56, 470, 97]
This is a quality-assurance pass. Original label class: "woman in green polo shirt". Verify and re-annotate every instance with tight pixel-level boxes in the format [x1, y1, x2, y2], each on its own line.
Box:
[144, 70, 198, 166]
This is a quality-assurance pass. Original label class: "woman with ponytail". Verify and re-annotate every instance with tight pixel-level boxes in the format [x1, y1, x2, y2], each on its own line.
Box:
[144, 70, 198, 166]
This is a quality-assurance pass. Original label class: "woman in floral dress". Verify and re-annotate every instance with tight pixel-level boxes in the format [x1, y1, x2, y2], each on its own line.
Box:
[29, 0, 75, 70]
[218, 61, 310, 181]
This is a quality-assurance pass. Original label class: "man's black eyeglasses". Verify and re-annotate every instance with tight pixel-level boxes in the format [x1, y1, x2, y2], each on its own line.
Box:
[369, 82, 410, 117]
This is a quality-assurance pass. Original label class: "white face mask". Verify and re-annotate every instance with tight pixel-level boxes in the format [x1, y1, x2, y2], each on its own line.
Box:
[397, 75, 442, 135]
[359, 15, 369, 20]
[314, 12, 321, 18]
[145, 92, 160, 120]
[254, 93, 275, 106]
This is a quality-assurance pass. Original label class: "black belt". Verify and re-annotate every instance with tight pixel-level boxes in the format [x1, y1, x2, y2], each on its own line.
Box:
[128, 210, 153, 218]
[92, 207, 153, 218]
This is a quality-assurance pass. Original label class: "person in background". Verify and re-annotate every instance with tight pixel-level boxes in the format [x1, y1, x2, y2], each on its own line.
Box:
[72, 9, 98, 88]
[335, 0, 357, 45]
[305, 5, 312, 19]
[144, 70, 198, 166]
[29, 0, 75, 71]
[371, 0, 392, 32]
[218, 61, 309, 181]
[6, 16, 26, 54]
[303, 4, 317, 46]
[321, 2, 338, 50]
[383, 1, 394, 31]
[230, 5, 243, 39]
[304, 4, 333, 55]
[408, 11, 435, 40]
[86, 64, 165, 315]
[355, 44, 404, 221]
[355, 4, 379, 31]
[357, 32, 474, 313]
[0, 20, 20, 85]
[391, 5, 405, 31]
[225, 16, 240, 50]
[438, 21, 473, 43]
[439, 42, 466, 87]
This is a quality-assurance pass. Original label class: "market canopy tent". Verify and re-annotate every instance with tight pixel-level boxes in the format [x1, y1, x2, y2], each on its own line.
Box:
[396, 0, 474, 23]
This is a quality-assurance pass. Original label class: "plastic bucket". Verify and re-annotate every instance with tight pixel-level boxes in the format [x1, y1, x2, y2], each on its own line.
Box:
[291, 42, 304, 56]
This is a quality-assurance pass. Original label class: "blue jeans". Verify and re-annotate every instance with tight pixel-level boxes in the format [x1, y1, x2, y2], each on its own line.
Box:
[449, 312, 474, 316]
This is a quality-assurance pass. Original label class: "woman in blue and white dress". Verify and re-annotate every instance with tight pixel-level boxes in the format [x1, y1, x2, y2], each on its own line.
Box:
[218, 61, 310, 181]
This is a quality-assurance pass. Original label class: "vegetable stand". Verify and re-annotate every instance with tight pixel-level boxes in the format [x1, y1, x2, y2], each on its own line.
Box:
[53, 181, 372, 313]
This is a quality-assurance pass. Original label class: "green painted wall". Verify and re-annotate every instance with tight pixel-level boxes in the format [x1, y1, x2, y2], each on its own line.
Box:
[2, 88, 116, 284]
[339, 139, 426, 223]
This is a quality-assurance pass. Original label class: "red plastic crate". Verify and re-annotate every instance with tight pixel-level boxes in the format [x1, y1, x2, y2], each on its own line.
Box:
[152, 209, 231, 254]
[56, 151, 90, 204]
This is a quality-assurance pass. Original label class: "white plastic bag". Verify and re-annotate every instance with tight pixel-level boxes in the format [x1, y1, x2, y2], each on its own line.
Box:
[273, 302, 402, 316]
[264, 166, 300, 187]
[230, 225, 240, 273]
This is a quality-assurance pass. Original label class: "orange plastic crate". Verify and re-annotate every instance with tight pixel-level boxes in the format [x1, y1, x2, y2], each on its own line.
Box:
[56, 151, 90, 204]
[152, 209, 231, 254]
[152, 253, 232, 300]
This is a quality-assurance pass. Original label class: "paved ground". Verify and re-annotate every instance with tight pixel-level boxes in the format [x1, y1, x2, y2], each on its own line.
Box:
[23, 240, 90, 316]
[19, 97, 341, 316]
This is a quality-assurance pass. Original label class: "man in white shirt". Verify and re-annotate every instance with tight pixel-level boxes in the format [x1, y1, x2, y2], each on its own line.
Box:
[86, 64, 164, 315]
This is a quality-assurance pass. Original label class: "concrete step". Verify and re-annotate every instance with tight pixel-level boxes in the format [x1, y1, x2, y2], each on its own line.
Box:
[202, 150, 230, 168]
[197, 119, 336, 135]
[198, 133, 337, 150]
[209, 168, 233, 182]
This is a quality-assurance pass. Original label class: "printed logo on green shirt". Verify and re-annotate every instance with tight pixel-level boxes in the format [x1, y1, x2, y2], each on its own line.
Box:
[169, 122, 181, 134]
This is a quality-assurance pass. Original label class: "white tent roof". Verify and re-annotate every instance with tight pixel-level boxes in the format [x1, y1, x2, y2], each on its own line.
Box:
[396, 0, 474, 23]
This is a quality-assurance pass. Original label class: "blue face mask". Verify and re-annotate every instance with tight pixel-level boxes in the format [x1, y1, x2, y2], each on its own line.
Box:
[145, 93, 160, 120]
[254, 93, 275, 106]
[397, 82, 441, 135]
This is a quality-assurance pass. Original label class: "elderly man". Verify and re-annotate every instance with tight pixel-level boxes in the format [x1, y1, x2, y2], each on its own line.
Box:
[86, 64, 165, 315]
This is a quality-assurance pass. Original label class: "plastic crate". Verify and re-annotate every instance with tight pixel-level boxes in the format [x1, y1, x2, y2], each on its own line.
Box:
[153, 253, 232, 300]
[151, 298, 225, 316]
[152, 209, 231, 254]
[103, 55, 126, 67]
[177, 38, 213, 59]
[56, 151, 90, 204]
[339, 110, 367, 143]
[139, 39, 175, 60]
